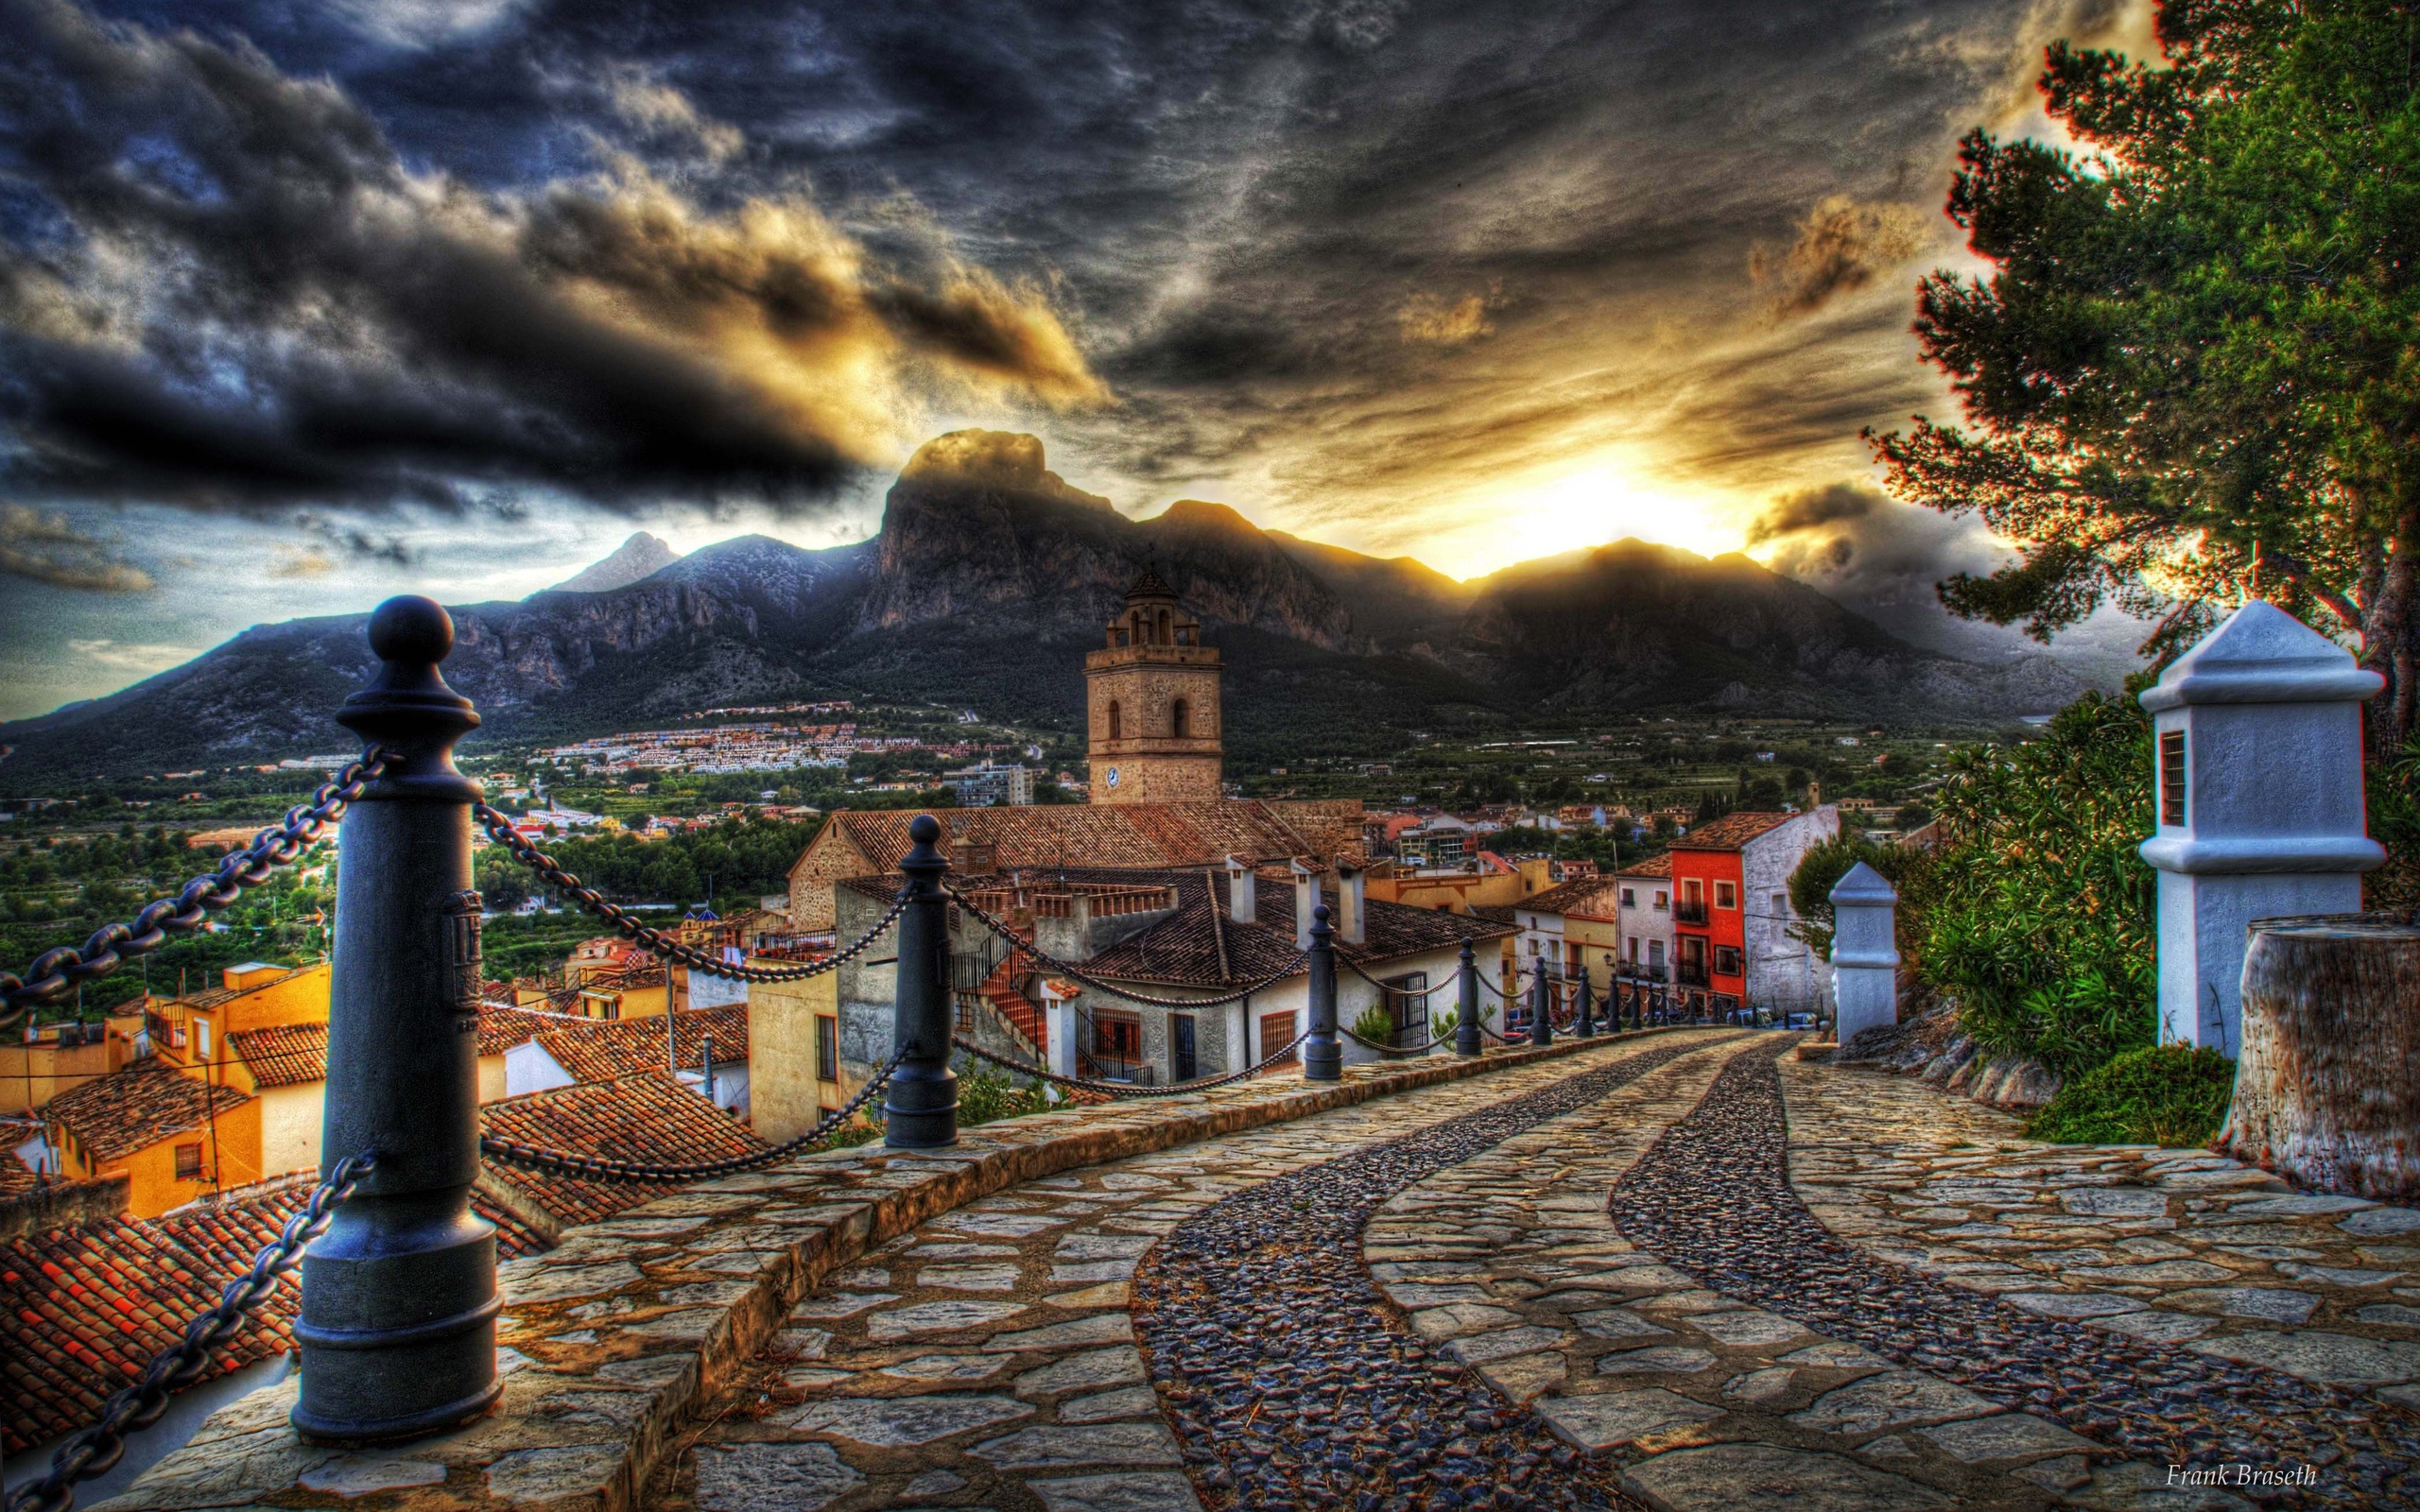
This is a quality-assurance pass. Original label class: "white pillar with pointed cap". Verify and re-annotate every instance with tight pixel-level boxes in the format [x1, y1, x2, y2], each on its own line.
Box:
[1292, 859, 1320, 951]
[2139, 600, 2385, 1055]
[1335, 859, 1366, 945]
[1829, 862, 1899, 1045]
[1225, 855, 1256, 925]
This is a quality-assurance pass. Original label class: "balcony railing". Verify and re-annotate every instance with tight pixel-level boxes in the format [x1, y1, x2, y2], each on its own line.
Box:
[1674, 901, 1708, 925]
[1675, 962, 1710, 987]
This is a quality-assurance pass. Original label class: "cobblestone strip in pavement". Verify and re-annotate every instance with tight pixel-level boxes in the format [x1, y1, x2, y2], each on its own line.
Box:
[1362, 1037, 2084, 1512]
[1780, 1056, 2420, 1509]
[1132, 1033, 1751, 1512]
[1608, 1040, 2420, 1511]
[644, 1031, 1739, 1512]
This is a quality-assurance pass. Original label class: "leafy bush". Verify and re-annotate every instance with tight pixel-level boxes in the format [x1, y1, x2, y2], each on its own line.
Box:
[1351, 1004, 1397, 1042]
[956, 1067, 1049, 1126]
[1430, 1008, 1460, 1040]
[2027, 1045, 2236, 1148]
[1786, 835, 1935, 962]
[1919, 691, 2157, 1074]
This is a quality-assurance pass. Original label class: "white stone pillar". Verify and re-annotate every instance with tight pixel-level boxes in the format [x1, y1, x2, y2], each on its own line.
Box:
[1829, 862, 1898, 1045]
[1042, 982, 1080, 1080]
[1292, 859, 1319, 951]
[2139, 600, 2385, 1055]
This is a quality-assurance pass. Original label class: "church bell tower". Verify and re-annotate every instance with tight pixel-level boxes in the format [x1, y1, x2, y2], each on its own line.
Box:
[1086, 564, 1223, 804]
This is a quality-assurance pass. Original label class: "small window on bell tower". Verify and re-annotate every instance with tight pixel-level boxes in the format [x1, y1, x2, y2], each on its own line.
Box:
[1108, 700, 1122, 741]
[1172, 698, 1189, 738]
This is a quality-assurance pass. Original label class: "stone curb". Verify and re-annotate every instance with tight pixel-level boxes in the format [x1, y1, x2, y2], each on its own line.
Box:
[95, 1029, 1681, 1512]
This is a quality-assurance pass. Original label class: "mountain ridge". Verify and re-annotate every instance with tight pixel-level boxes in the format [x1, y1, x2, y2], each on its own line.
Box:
[0, 431, 2086, 787]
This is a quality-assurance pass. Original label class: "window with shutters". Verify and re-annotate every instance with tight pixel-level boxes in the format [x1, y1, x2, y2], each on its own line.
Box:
[175, 1143, 205, 1179]
[816, 1015, 838, 1082]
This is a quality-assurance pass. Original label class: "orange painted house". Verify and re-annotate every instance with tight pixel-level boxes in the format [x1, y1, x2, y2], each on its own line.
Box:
[1667, 808, 1839, 1019]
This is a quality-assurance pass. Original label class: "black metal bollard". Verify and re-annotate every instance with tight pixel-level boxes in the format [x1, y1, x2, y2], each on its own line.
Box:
[887, 815, 958, 1146]
[1529, 971, 1552, 1046]
[1455, 940, 1482, 1057]
[295, 596, 499, 1445]
[1304, 903, 1341, 1081]
[1573, 965, 1594, 1038]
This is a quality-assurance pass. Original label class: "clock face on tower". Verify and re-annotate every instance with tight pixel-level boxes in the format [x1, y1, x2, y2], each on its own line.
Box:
[1104, 767, 1120, 789]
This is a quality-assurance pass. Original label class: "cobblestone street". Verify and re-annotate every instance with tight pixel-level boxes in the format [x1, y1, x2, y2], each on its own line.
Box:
[630, 1034, 2420, 1512]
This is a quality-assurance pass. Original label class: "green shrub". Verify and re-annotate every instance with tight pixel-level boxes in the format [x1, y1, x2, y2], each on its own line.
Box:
[1430, 1008, 1460, 1040]
[2027, 1045, 2236, 1148]
[1921, 691, 2158, 1074]
[1351, 1004, 1397, 1042]
[956, 1067, 1049, 1126]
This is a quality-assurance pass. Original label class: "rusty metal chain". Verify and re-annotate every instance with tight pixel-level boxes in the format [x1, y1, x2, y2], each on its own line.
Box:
[944, 887, 1306, 1010]
[0, 752, 393, 1037]
[473, 803, 906, 983]
[476, 1049, 902, 1181]
[2, 1152, 376, 1512]
[951, 1030, 1310, 1098]
[1338, 954, 1463, 1000]
[1339, 1026, 1441, 1057]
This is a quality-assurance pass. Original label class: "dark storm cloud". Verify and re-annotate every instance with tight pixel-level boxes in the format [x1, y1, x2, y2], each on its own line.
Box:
[0, 0, 1103, 518]
[0, 503, 155, 591]
[1749, 479, 2005, 632]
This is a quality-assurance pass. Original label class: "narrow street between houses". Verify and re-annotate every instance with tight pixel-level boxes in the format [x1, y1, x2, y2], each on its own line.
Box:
[640, 1035, 2420, 1512]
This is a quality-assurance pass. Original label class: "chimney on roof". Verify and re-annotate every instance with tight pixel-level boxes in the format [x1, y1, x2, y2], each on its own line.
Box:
[1292, 859, 1320, 951]
[1225, 855, 1255, 925]
[948, 834, 996, 874]
[1336, 858, 1366, 945]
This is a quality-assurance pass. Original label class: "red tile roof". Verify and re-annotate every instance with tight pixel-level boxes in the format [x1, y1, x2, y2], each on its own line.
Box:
[479, 1072, 768, 1228]
[1, 1175, 547, 1456]
[1617, 852, 1674, 879]
[45, 1060, 251, 1164]
[225, 1022, 327, 1090]
[889, 867, 1510, 989]
[1513, 878, 1624, 919]
[533, 1005, 750, 1085]
[1668, 812, 1797, 850]
[820, 801, 1327, 877]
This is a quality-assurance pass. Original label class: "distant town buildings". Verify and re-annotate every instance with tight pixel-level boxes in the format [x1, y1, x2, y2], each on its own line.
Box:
[943, 761, 1036, 807]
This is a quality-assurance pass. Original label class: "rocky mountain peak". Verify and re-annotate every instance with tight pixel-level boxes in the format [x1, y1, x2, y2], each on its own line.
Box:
[550, 531, 683, 593]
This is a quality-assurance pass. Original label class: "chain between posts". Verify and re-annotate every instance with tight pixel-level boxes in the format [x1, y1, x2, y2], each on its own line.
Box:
[476, 1049, 904, 1181]
[945, 887, 1306, 1010]
[1, 1152, 376, 1512]
[950, 1030, 1310, 1098]
[0, 752, 395, 1036]
[473, 803, 907, 982]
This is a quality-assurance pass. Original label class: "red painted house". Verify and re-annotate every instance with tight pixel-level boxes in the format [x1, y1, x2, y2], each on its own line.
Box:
[1667, 808, 1839, 1019]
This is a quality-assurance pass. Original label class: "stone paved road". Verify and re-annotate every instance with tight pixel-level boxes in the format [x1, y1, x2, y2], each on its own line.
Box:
[643, 1035, 2420, 1512]
[648, 1032, 1737, 1512]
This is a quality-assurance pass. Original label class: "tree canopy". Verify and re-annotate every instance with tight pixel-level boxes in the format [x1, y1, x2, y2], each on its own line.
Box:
[1873, 0, 2420, 748]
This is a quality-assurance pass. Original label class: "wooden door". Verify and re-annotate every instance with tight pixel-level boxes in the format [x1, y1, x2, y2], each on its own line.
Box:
[1171, 1014, 1197, 1081]
[1259, 1010, 1298, 1064]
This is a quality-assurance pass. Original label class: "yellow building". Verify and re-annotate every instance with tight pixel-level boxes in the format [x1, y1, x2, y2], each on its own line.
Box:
[42, 1057, 259, 1218]
[747, 967, 846, 1143]
[2, 1012, 143, 1115]
[1086, 566, 1223, 804]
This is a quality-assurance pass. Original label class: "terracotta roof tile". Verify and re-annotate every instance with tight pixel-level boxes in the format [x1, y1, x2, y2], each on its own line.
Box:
[1617, 853, 1674, 879]
[45, 1060, 251, 1164]
[225, 1022, 326, 1090]
[1, 1176, 547, 1456]
[920, 868, 1510, 989]
[480, 1072, 768, 1228]
[824, 801, 1323, 876]
[1513, 878, 1624, 918]
[533, 1005, 750, 1085]
[1668, 812, 1797, 850]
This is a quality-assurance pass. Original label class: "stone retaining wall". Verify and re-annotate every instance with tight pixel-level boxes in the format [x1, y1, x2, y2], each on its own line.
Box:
[92, 1032, 1674, 1512]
